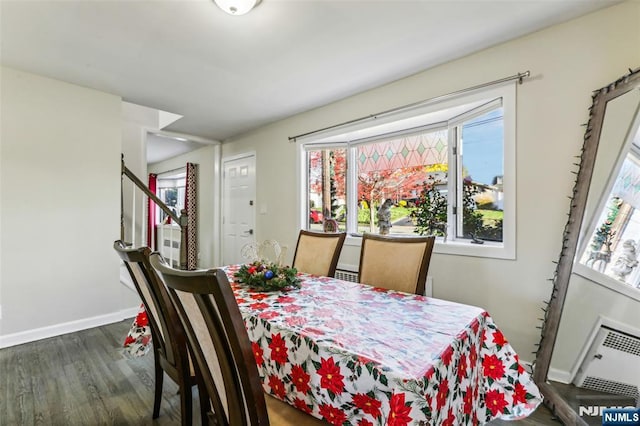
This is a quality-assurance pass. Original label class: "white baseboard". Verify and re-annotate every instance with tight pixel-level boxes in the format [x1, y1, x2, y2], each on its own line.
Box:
[548, 366, 572, 384]
[0, 306, 140, 349]
[506, 356, 571, 383]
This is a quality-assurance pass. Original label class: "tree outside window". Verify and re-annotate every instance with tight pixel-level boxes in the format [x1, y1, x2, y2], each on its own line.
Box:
[308, 148, 346, 231]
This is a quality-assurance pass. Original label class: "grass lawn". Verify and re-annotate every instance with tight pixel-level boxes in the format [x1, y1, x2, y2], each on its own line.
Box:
[357, 206, 413, 223]
[477, 209, 503, 229]
[477, 209, 503, 221]
[342, 206, 501, 231]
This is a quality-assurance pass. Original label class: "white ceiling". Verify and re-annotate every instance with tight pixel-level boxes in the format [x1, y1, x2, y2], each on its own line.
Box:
[146, 133, 210, 164]
[1, 0, 619, 143]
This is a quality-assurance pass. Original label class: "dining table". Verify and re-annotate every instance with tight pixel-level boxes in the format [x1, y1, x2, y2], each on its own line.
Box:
[124, 265, 542, 425]
[220, 265, 542, 425]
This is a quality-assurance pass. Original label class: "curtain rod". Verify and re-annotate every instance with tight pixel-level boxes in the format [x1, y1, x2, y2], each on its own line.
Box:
[288, 70, 530, 142]
[154, 165, 188, 177]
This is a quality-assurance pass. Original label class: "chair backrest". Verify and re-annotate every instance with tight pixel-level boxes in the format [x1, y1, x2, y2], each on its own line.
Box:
[148, 253, 269, 426]
[358, 234, 436, 295]
[113, 240, 187, 368]
[292, 230, 346, 277]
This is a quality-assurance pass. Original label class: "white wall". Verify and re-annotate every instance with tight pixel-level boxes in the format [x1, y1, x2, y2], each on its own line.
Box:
[0, 67, 140, 344]
[219, 2, 640, 361]
[121, 102, 154, 247]
[149, 143, 221, 268]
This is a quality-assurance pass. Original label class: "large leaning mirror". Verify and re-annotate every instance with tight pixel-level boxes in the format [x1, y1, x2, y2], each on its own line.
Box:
[535, 68, 640, 425]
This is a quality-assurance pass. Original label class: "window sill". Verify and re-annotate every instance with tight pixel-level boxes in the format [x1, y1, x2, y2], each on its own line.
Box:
[573, 264, 640, 302]
[344, 234, 515, 260]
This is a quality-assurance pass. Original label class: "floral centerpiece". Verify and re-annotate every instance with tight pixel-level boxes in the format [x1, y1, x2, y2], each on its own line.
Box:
[234, 261, 301, 291]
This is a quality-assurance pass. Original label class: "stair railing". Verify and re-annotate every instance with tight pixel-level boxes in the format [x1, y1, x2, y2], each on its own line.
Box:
[121, 155, 188, 269]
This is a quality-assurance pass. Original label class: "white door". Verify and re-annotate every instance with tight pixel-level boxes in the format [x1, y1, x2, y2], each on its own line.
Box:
[222, 154, 256, 265]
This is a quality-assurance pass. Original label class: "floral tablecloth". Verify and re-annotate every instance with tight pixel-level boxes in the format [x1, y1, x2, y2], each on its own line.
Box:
[123, 304, 152, 357]
[223, 265, 542, 426]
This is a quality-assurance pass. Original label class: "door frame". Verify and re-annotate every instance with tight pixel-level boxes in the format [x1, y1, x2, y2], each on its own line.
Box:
[221, 151, 257, 265]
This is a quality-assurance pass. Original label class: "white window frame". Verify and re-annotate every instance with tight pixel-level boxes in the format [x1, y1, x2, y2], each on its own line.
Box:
[573, 131, 640, 302]
[297, 83, 516, 259]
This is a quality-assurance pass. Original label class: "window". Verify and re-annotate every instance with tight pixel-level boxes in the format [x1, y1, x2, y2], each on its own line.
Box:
[578, 150, 640, 291]
[458, 108, 505, 242]
[156, 172, 186, 224]
[356, 129, 448, 235]
[299, 84, 516, 259]
[307, 148, 347, 231]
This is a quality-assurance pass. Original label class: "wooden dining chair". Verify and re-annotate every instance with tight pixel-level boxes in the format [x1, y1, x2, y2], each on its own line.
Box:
[148, 252, 327, 426]
[113, 241, 198, 426]
[292, 230, 346, 277]
[358, 233, 436, 295]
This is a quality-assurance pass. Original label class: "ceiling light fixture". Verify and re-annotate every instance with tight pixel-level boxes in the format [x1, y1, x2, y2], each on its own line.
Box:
[214, 0, 261, 16]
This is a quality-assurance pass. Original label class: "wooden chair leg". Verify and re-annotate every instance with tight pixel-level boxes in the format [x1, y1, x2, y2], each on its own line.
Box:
[179, 379, 193, 426]
[196, 378, 210, 426]
[152, 354, 164, 419]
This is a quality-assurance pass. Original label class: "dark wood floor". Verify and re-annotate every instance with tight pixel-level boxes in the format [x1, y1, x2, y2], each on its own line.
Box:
[0, 319, 561, 425]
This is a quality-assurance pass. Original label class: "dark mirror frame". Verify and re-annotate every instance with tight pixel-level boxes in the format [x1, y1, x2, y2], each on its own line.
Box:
[533, 67, 640, 425]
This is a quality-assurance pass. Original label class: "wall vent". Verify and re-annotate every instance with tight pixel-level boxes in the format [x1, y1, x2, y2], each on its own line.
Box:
[581, 377, 639, 404]
[602, 330, 640, 357]
[335, 269, 358, 283]
[575, 326, 640, 405]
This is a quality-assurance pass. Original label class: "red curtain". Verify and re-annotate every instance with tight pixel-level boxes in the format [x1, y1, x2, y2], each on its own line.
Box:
[147, 173, 157, 249]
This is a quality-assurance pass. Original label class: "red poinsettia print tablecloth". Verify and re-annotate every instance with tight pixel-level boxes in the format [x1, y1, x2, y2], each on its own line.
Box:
[123, 304, 152, 357]
[224, 265, 542, 426]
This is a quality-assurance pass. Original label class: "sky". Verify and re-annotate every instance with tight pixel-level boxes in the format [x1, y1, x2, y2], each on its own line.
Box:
[462, 109, 503, 185]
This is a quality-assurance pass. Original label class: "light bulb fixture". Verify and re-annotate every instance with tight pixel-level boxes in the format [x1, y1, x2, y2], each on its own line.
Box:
[214, 0, 261, 16]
